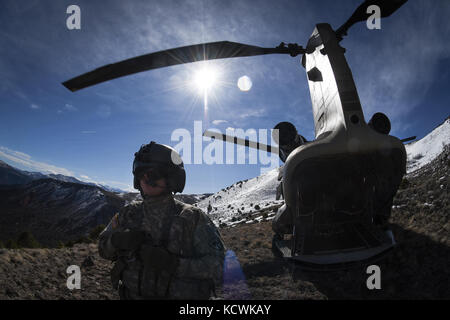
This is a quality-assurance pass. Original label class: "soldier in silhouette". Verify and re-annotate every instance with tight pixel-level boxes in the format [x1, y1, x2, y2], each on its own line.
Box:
[99, 141, 225, 299]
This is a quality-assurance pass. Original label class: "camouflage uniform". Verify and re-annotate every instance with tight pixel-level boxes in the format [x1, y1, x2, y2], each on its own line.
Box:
[99, 193, 225, 300]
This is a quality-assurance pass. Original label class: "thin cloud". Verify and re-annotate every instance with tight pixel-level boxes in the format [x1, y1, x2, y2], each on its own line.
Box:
[0, 146, 74, 176]
[351, 1, 450, 122]
[78, 174, 98, 185]
[238, 108, 267, 120]
[100, 180, 135, 192]
[30, 103, 39, 109]
[57, 103, 78, 114]
[97, 105, 111, 118]
[0, 147, 31, 161]
[65, 104, 77, 111]
[212, 120, 228, 125]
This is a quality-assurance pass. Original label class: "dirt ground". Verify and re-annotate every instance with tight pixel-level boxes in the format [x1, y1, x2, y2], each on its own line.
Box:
[0, 215, 447, 300]
[0, 243, 119, 300]
[220, 219, 449, 299]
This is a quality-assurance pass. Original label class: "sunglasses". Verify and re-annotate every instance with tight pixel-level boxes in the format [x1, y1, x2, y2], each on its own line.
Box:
[140, 169, 166, 187]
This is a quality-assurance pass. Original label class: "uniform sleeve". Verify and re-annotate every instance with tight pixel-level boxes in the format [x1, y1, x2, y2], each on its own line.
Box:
[98, 206, 131, 260]
[98, 213, 120, 260]
[175, 210, 226, 287]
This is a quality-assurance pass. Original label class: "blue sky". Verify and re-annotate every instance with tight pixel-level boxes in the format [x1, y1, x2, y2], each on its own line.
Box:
[0, 0, 449, 194]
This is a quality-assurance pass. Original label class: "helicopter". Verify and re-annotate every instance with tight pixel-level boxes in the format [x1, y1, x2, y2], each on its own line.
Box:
[63, 0, 412, 268]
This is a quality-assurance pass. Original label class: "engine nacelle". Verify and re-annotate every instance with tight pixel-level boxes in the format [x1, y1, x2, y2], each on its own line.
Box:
[368, 112, 391, 135]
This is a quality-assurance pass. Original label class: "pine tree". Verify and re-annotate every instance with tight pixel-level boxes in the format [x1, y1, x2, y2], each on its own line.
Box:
[16, 231, 41, 248]
[6, 239, 19, 249]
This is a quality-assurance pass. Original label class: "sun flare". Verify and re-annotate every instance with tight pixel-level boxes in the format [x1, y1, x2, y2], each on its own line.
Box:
[194, 67, 219, 92]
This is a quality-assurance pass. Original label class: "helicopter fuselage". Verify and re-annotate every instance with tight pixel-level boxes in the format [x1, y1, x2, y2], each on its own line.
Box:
[272, 23, 406, 265]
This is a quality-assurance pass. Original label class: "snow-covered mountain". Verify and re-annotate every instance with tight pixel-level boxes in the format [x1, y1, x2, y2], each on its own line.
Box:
[42, 173, 125, 193]
[197, 168, 283, 227]
[405, 117, 450, 174]
[199, 116, 450, 227]
[0, 160, 125, 193]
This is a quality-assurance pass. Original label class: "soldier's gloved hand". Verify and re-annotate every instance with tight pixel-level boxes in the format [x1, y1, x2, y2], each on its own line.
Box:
[139, 244, 179, 275]
[111, 230, 146, 251]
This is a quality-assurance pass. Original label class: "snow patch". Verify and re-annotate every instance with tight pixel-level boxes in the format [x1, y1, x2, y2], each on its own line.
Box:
[405, 118, 450, 173]
[198, 167, 283, 226]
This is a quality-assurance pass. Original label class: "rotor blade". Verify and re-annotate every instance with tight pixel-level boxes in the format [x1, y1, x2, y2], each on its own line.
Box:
[400, 136, 416, 143]
[63, 41, 300, 92]
[336, 0, 408, 39]
[203, 130, 279, 154]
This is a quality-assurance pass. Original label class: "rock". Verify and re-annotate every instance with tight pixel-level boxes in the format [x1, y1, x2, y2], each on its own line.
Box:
[5, 286, 17, 297]
[34, 292, 44, 299]
[82, 255, 95, 268]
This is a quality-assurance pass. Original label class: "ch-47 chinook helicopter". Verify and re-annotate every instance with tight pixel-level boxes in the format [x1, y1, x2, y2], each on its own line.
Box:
[63, 0, 414, 267]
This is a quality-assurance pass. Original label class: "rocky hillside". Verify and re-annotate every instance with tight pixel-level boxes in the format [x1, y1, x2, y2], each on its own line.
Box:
[196, 168, 283, 228]
[0, 179, 125, 246]
[0, 160, 35, 185]
[0, 142, 448, 299]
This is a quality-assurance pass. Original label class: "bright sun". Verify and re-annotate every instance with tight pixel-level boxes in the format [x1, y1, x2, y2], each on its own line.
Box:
[194, 67, 218, 92]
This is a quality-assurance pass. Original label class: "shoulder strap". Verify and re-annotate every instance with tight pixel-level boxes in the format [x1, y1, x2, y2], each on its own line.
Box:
[160, 201, 181, 248]
[161, 215, 175, 248]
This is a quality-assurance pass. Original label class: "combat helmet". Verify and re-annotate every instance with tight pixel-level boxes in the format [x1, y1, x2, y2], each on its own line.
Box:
[133, 141, 185, 193]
